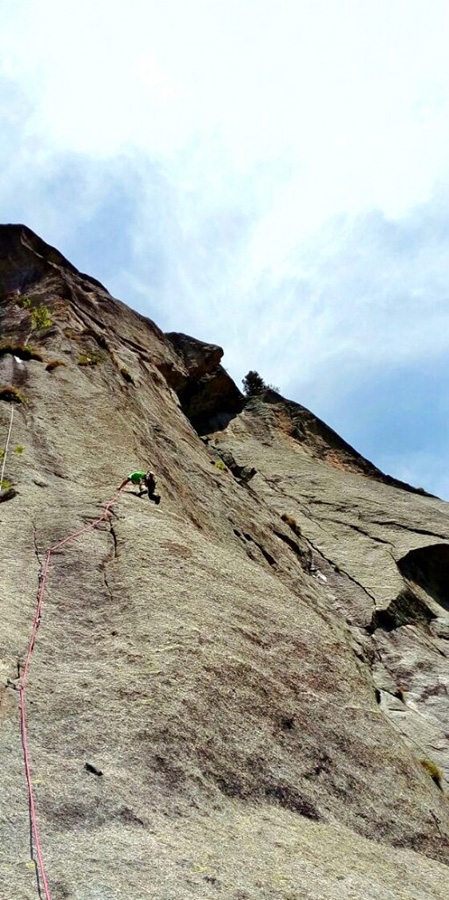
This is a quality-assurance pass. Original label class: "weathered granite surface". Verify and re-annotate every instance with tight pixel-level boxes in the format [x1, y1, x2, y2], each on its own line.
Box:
[211, 393, 449, 789]
[1, 225, 448, 900]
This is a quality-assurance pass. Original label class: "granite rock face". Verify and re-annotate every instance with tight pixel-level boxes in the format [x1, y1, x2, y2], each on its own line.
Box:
[1, 225, 449, 900]
[210, 394, 449, 789]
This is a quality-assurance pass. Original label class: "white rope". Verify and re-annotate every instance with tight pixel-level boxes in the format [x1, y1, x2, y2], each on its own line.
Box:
[0, 404, 14, 486]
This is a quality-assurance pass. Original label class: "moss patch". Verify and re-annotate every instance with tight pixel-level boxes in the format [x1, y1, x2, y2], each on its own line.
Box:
[76, 352, 104, 366]
[420, 758, 444, 790]
[18, 295, 33, 309]
[0, 386, 26, 403]
[46, 359, 67, 372]
[281, 513, 302, 538]
[0, 342, 43, 362]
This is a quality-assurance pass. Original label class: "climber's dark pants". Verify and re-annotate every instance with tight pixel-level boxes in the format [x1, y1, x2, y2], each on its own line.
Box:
[137, 488, 160, 503]
[138, 477, 161, 504]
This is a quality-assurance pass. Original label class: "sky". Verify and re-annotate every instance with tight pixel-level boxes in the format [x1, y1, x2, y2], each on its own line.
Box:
[1, 0, 449, 497]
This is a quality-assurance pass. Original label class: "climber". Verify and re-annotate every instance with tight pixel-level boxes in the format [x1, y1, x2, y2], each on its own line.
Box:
[118, 470, 161, 504]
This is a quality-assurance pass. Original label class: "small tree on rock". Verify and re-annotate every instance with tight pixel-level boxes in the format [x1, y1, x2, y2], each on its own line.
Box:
[242, 370, 267, 397]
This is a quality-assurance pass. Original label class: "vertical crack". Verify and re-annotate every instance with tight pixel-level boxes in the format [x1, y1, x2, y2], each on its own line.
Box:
[430, 810, 445, 839]
[109, 519, 118, 559]
[31, 520, 43, 576]
[103, 570, 113, 604]
[99, 517, 119, 603]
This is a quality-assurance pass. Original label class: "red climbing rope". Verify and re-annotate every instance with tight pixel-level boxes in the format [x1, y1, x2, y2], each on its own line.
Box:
[19, 487, 125, 899]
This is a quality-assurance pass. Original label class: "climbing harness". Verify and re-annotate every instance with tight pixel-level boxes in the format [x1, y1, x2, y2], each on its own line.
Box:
[0, 404, 14, 486]
[18, 486, 125, 900]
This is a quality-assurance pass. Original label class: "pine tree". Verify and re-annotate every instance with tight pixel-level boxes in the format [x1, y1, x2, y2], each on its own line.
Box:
[242, 370, 267, 397]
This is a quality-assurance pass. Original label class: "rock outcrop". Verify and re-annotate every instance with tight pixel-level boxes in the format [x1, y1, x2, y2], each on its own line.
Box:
[1, 225, 449, 900]
[165, 331, 244, 433]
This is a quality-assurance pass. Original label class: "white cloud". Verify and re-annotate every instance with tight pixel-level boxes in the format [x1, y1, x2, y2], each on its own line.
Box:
[3, 1, 449, 185]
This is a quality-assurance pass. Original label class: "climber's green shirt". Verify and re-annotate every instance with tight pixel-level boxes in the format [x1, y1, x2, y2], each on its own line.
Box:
[129, 471, 146, 484]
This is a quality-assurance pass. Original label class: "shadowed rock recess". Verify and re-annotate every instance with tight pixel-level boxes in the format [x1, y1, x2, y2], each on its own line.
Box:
[1, 224, 449, 900]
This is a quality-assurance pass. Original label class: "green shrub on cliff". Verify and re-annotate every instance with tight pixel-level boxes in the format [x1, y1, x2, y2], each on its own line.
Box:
[30, 305, 52, 330]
